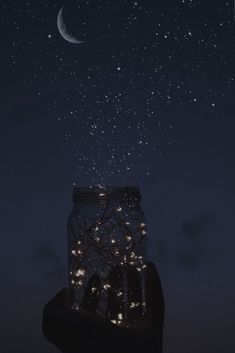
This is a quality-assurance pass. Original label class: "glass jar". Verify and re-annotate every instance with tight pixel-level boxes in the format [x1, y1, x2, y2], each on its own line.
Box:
[67, 186, 148, 326]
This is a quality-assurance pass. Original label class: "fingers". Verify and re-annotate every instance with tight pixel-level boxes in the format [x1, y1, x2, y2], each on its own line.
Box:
[144, 262, 164, 328]
[43, 288, 70, 312]
[80, 274, 102, 314]
[106, 266, 124, 322]
[126, 266, 142, 325]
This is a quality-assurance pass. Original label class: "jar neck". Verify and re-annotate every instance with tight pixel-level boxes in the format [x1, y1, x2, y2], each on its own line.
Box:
[72, 186, 141, 204]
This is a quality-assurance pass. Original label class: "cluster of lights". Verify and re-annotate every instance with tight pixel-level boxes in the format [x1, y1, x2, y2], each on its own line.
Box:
[69, 202, 148, 325]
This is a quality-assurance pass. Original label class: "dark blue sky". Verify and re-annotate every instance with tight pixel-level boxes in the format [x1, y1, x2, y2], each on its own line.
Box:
[0, 1, 234, 352]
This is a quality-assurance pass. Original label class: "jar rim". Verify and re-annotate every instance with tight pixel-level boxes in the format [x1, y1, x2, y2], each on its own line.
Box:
[72, 186, 141, 203]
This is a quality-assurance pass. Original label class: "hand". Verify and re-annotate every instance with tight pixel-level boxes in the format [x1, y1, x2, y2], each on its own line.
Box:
[42, 262, 164, 353]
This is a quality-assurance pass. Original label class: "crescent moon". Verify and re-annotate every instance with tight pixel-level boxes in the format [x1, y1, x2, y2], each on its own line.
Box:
[57, 7, 84, 44]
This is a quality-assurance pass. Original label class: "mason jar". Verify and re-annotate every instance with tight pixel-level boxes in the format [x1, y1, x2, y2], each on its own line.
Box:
[67, 186, 148, 326]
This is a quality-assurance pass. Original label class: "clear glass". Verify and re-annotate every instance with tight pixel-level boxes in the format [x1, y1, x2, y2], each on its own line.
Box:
[67, 186, 147, 326]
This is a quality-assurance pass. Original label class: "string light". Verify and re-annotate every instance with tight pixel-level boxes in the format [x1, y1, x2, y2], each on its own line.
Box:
[118, 313, 123, 320]
[99, 193, 106, 197]
[75, 269, 85, 277]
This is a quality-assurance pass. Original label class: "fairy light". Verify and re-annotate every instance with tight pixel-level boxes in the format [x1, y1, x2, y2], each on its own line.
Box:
[140, 222, 146, 229]
[131, 251, 136, 258]
[78, 280, 84, 286]
[116, 206, 122, 212]
[71, 250, 76, 256]
[99, 193, 106, 197]
[103, 284, 111, 290]
[94, 226, 99, 231]
[118, 313, 123, 320]
[126, 235, 132, 241]
[91, 287, 97, 293]
[130, 302, 140, 308]
[111, 239, 116, 244]
[95, 237, 100, 242]
[125, 221, 130, 225]
[75, 269, 85, 277]
[117, 291, 123, 297]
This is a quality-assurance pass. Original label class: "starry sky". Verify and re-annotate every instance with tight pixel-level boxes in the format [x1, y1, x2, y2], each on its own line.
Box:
[0, 1, 235, 353]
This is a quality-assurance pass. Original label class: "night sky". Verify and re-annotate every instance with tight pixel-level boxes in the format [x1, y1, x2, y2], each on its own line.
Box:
[0, 1, 235, 352]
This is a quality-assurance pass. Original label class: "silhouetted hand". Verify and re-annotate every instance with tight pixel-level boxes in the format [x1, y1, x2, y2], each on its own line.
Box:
[42, 262, 164, 353]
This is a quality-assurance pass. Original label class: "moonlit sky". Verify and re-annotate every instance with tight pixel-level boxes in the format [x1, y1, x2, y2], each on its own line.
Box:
[0, 1, 235, 352]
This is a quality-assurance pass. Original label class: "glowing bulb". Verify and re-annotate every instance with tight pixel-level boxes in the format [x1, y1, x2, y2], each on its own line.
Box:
[140, 222, 146, 228]
[99, 193, 106, 197]
[78, 280, 83, 286]
[111, 320, 117, 324]
[71, 250, 76, 256]
[103, 284, 111, 290]
[125, 221, 130, 225]
[94, 226, 99, 231]
[91, 287, 97, 293]
[117, 291, 123, 297]
[126, 235, 132, 241]
[111, 239, 116, 244]
[131, 252, 136, 258]
[116, 206, 122, 212]
[95, 237, 100, 242]
[118, 313, 123, 320]
[75, 269, 85, 277]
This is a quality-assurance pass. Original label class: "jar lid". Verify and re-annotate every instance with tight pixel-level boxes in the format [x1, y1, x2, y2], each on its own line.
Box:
[72, 186, 141, 203]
